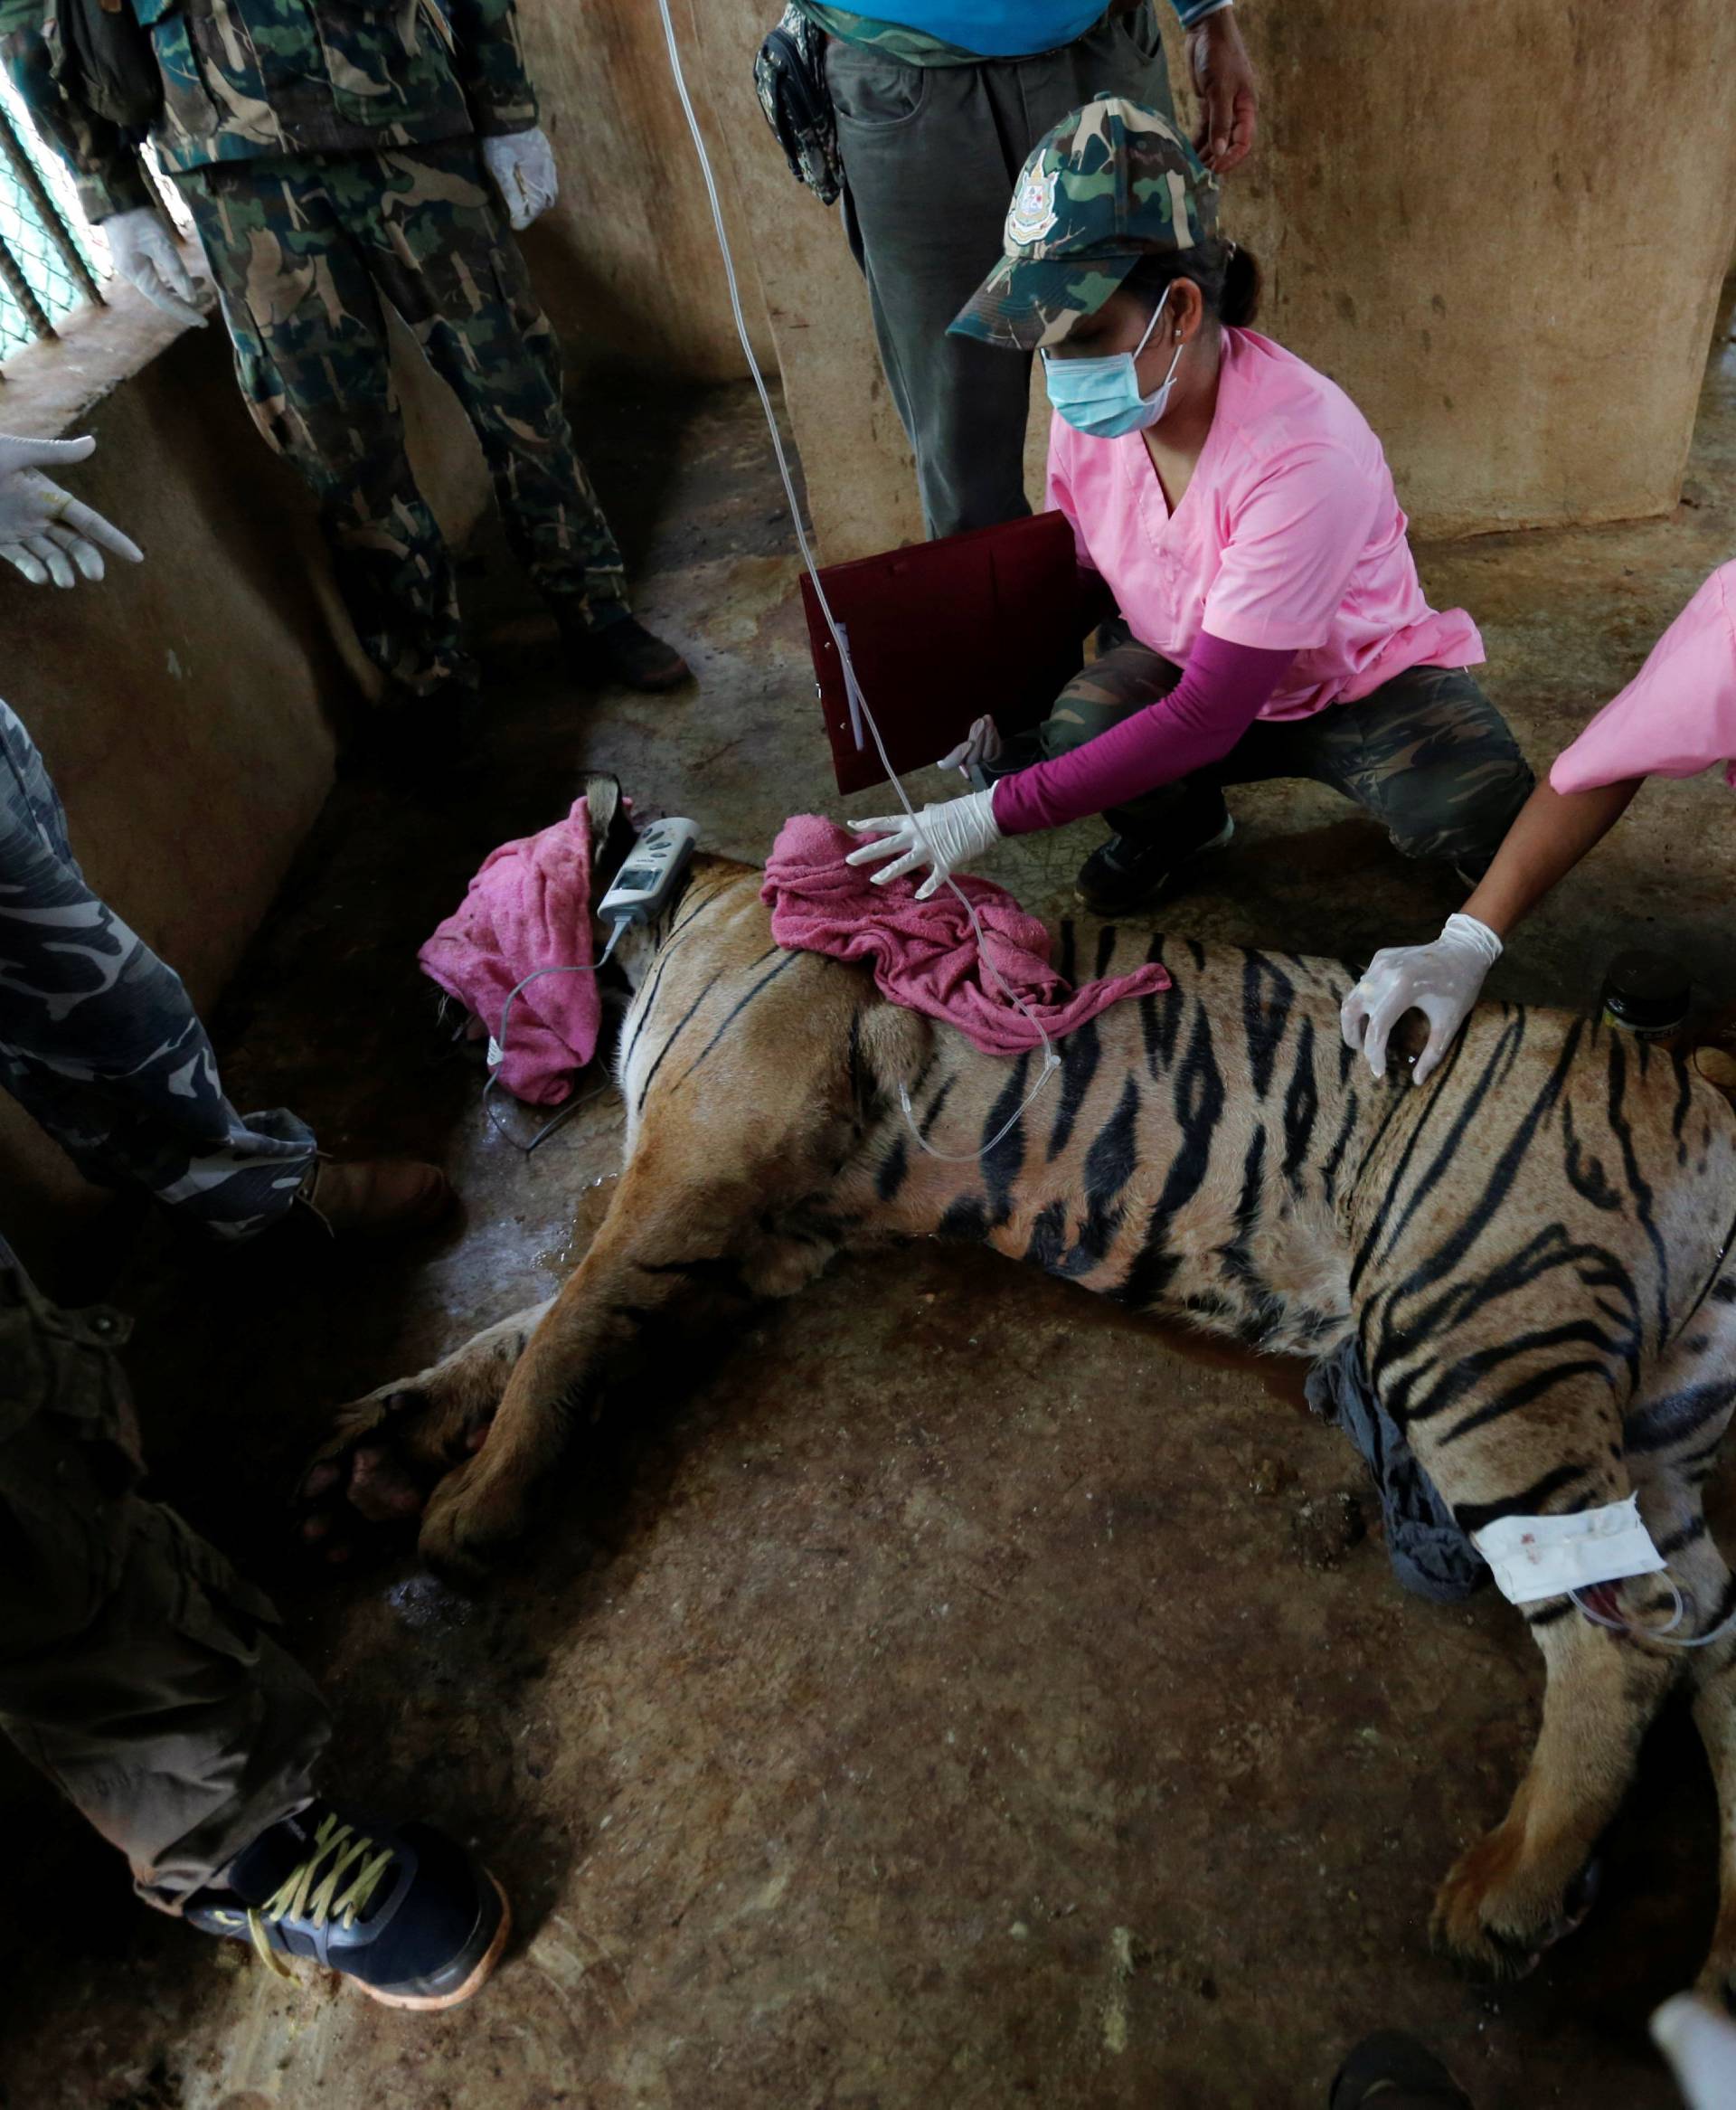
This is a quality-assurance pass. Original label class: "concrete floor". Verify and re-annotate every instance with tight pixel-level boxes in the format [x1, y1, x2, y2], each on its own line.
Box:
[5, 303, 1736, 2108]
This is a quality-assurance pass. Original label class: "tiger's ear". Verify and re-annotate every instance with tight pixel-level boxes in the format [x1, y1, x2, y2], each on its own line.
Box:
[581, 772, 622, 847]
[580, 773, 637, 894]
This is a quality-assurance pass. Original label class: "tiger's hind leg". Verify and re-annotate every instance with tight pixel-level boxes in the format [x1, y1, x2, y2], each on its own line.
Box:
[1380, 1341, 1681, 1978]
[1427, 1579, 1676, 1978]
[1629, 1279, 1736, 2002]
[1686, 1646, 1736, 2007]
[1671, 1533, 1736, 2007]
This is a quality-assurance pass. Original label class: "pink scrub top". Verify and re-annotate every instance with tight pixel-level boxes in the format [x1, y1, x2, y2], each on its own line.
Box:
[1551, 562, 1736, 796]
[1045, 328, 1483, 720]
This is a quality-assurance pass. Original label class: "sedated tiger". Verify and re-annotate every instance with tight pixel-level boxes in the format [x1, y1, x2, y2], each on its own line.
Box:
[302, 779, 1736, 1996]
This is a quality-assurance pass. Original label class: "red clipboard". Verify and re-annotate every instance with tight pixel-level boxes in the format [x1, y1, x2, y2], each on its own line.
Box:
[801, 510, 1085, 796]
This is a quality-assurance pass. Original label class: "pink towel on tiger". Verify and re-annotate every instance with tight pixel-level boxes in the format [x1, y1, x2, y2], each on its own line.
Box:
[761, 815, 1171, 1056]
[419, 800, 597, 1106]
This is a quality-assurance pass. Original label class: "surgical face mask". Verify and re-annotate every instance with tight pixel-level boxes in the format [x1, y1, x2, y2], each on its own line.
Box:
[1042, 288, 1185, 440]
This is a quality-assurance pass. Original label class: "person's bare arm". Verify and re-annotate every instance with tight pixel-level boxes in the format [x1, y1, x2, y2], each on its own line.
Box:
[1461, 775, 1644, 939]
[1112, 4, 1258, 172]
[1187, 7, 1258, 172]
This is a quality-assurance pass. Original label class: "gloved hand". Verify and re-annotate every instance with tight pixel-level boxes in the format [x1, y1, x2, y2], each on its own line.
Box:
[1653, 1994, 1736, 2110]
[482, 127, 559, 231]
[844, 788, 1002, 900]
[1340, 912, 1503, 1085]
[0, 433, 143, 587]
[937, 714, 1004, 778]
[102, 206, 206, 327]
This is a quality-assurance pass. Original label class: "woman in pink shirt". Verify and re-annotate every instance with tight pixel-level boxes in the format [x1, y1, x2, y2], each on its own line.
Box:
[847, 95, 1533, 915]
[1343, 561, 1736, 1083]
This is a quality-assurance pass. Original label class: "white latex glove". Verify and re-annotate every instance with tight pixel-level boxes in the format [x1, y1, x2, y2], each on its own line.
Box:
[102, 206, 206, 327]
[844, 788, 1002, 901]
[482, 126, 558, 231]
[937, 714, 1004, 778]
[1340, 912, 1503, 1085]
[0, 433, 143, 588]
[1653, 1994, 1736, 2110]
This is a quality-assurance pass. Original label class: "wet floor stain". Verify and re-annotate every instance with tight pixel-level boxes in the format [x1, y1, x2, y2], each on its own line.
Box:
[533, 1173, 621, 1279]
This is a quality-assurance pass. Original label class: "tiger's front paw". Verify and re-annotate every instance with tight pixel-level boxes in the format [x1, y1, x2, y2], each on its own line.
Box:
[1430, 1826, 1600, 1981]
[417, 1454, 536, 1584]
[295, 1378, 490, 1566]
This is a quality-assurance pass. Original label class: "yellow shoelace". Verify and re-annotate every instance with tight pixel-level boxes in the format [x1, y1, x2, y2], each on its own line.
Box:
[247, 1813, 397, 1979]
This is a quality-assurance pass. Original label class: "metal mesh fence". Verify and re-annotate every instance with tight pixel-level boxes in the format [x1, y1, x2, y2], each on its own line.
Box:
[0, 71, 101, 362]
[0, 270, 28, 360]
[0, 185, 84, 355]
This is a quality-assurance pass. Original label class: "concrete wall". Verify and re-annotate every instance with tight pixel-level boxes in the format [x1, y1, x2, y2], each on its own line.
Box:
[679, 0, 1736, 561]
[512, 0, 776, 381]
[1224, 1, 1736, 538]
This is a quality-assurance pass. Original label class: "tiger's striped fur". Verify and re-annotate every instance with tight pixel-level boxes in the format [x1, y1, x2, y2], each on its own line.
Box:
[307, 816, 1736, 1994]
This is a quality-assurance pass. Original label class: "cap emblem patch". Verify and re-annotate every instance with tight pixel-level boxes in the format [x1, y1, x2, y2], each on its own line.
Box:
[1005, 167, 1059, 248]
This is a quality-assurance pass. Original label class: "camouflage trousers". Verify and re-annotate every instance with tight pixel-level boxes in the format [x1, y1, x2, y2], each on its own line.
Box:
[1035, 645, 1536, 874]
[0, 1251, 328, 1907]
[0, 700, 314, 1236]
[178, 142, 629, 701]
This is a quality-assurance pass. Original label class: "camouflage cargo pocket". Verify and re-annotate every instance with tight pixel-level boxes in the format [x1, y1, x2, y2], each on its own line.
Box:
[153, 1500, 286, 1663]
[0, 1287, 141, 1637]
[306, 0, 458, 128]
[136, 0, 220, 142]
[228, 329, 297, 458]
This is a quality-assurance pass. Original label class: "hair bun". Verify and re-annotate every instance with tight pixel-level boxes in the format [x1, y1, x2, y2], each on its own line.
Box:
[1219, 241, 1261, 328]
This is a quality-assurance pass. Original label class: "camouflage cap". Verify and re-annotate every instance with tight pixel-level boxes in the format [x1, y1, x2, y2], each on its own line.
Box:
[950, 96, 1219, 353]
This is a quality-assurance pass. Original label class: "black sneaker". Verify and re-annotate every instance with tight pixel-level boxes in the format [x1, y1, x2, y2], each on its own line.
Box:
[186, 1802, 510, 2011]
[1074, 792, 1235, 914]
[569, 613, 692, 694]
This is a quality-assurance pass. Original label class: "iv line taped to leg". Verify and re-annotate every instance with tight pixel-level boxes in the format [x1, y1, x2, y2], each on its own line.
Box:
[1471, 1497, 1666, 1605]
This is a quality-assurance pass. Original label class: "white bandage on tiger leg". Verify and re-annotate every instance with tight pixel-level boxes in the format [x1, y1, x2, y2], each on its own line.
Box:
[1471, 1496, 1667, 1605]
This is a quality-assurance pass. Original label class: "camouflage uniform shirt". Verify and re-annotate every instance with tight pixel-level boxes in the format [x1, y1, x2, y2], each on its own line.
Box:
[0, 0, 537, 219]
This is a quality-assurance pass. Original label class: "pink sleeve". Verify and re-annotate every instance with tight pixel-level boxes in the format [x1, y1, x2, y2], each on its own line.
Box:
[1550, 564, 1736, 795]
[1045, 416, 1098, 575]
[1203, 444, 1382, 650]
[991, 633, 1297, 836]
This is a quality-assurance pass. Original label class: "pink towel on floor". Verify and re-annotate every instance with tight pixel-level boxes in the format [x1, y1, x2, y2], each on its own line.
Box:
[419, 800, 598, 1106]
[761, 816, 1171, 1056]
